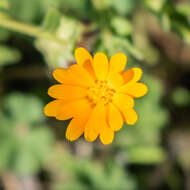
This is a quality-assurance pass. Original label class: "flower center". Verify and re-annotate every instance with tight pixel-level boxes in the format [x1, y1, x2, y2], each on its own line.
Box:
[87, 80, 115, 105]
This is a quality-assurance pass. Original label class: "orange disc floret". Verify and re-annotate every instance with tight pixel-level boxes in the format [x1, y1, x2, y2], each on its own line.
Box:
[44, 47, 148, 145]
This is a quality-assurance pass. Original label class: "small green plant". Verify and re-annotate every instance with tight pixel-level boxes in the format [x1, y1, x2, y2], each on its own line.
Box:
[0, 93, 54, 175]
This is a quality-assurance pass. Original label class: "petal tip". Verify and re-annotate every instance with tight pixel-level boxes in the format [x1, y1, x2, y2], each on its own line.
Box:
[43, 105, 50, 116]
[100, 137, 114, 145]
[139, 83, 148, 97]
[75, 47, 92, 66]
[43, 100, 59, 117]
[74, 47, 86, 54]
[47, 86, 54, 97]
[84, 134, 97, 143]
[66, 136, 76, 142]
[127, 112, 138, 125]
[116, 52, 127, 63]
[94, 52, 107, 57]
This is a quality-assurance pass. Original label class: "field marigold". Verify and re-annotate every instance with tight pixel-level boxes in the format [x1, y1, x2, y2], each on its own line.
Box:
[44, 47, 148, 145]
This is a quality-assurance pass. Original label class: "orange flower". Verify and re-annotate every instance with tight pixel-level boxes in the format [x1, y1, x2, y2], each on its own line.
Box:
[44, 47, 148, 145]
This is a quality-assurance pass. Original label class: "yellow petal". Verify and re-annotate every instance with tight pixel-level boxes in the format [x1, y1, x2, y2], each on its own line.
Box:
[53, 68, 82, 86]
[56, 98, 91, 120]
[84, 123, 99, 142]
[53, 64, 95, 87]
[44, 100, 65, 117]
[113, 93, 134, 108]
[117, 106, 138, 125]
[75, 47, 92, 66]
[122, 69, 133, 83]
[109, 53, 127, 75]
[84, 103, 106, 142]
[108, 73, 124, 89]
[48, 84, 87, 100]
[83, 60, 96, 80]
[66, 112, 90, 141]
[74, 47, 96, 79]
[52, 68, 68, 84]
[92, 52, 109, 80]
[122, 68, 142, 83]
[108, 103, 123, 131]
[68, 64, 95, 87]
[118, 83, 148, 98]
[99, 124, 114, 145]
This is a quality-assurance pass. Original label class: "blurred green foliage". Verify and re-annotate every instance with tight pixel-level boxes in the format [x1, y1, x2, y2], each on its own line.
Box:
[145, 0, 190, 43]
[0, 45, 20, 66]
[0, 0, 189, 189]
[0, 0, 9, 10]
[0, 93, 53, 175]
[49, 147, 136, 190]
[36, 11, 83, 68]
[172, 88, 190, 106]
[115, 75, 168, 164]
[7, 0, 51, 23]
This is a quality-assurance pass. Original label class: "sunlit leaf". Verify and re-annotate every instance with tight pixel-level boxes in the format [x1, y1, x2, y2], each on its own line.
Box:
[42, 7, 61, 33]
[144, 0, 166, 13]
[0, 45, 20, 66]
[127, 146, 165, 164]
[176, 3, 190, 16]
[111, 16, 133, 36]
[0, 0, 9, 10]
[111, 0, 138, 15]
[92, 0, 111, 10]
[36, 15, 83, 68]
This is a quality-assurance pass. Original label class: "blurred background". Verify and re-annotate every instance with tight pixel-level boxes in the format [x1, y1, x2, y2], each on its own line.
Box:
[0, 0, 190, 189]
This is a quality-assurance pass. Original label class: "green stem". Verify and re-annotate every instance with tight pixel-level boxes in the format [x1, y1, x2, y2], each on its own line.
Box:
[0, 13, 67, 45]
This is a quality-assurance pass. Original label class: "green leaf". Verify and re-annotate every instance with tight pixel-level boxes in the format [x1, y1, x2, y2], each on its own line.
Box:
[3, 93, 45, 125]
[111, 16, 133, 36]
[42, 7, 61, 33]
[0, 140, 14, 171]
[14, 127, 53, 174]
[172, 88, 190, 106]
[0, 28, 10, 42]
[127, 146, 165, 164]
[50, 148, 136, 190]
[98, 31, 143, 60]
[0, 45, 20, 66]
[92, 0, 111, 10]
[176, 3, 190, 16]
[153, 0, 190, 44]
[115, 74, 169, 164]
[160, 12, 171, 32]
[0, 93, 54, 175]
[55, 0, 90, 19]
[111, 0, 138, 15]
[7, 0, 50, 23]
[124, 39, 144, 61]
[178, 25, 190, 44]
[132, 10, 160, 65]
[14, 147, 41, 174]
[36, 15, 83, 68]
[0, 0, 9, 9]
[144, 0, 166, 13]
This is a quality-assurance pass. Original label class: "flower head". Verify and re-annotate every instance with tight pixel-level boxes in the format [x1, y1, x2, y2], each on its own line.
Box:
[44, 47, 148, 145]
